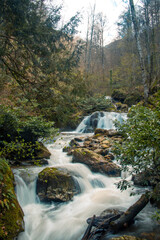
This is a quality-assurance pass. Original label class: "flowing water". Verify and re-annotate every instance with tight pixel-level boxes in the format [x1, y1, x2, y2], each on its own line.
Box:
[76, 112, 127, 133]
[13, 112, 157, 240]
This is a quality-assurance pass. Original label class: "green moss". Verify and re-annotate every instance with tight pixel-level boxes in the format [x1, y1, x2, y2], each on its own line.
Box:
[38, 167, 69, 180]
[0, 159, 24, 239]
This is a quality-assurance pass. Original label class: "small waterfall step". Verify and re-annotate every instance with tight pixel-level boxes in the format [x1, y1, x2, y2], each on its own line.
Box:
[76, 111, 127, 133]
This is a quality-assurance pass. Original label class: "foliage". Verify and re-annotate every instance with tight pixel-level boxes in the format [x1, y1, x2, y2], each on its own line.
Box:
[0, 105, 56, 144]
[77, 95, 115, 114]
[0, 0, 85, 127]
[0, 105, 57, 163]
[114, 105, 160, 195]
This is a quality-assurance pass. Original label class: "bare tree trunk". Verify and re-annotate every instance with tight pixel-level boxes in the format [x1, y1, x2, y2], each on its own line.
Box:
[87, 3, 96, 73]
[85, 15, 90, 72]
[110, 193, 149, 233]
[129, 0, 149, 102]
[144, 0, 152, 91]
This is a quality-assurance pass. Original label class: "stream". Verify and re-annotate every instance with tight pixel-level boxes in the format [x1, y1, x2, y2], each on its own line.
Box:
[13, 112, 157, 240]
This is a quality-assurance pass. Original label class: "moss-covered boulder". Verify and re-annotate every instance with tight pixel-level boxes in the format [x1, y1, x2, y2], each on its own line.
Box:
[115, 102, 128, 112]
[72, 148, 121, 177]
[35, 142, 51, 159]
[0, 159, 24, 239]
[36, 167, 80, 203]
[111, 89, 127, 103]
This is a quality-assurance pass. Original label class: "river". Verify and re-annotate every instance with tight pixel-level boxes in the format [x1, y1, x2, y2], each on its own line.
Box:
[13, 112, 157, 240]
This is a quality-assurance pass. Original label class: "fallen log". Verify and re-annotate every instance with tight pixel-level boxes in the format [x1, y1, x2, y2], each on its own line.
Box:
[81, 215, 95, 240]
[110, 193, 149, 233]
[82, 193, 149, 240]
[87, 210, 123, 227]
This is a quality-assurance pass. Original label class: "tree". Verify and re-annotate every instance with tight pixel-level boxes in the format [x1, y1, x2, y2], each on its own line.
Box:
[0, 0, 86, 126]
[129, 0, 149, 102]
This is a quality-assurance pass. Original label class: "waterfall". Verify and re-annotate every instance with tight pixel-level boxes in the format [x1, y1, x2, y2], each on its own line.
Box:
[76, 111, 127, 133]
[13, 114, 156, 240]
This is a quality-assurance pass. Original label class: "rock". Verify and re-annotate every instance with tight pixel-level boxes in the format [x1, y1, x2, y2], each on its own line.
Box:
[72, 148, 121, 177]
[110, 235, 144, 240]
[69, 139, 81, 147]
[105, 153, 115, 160]
[111, 89, 127, 103]
[132, 172, 151, 186]
[35, 142, 51, 159]
[100, 208, 123, 217]
[108, 129, 121, 137]
[115, 102, 128, 112]
[36, 167, 80, 203]
[0, 159, 24, 240]
[94, 128, 109, 135]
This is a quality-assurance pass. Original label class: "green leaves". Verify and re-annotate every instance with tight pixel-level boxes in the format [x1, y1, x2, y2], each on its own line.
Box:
[114, 105, 160, 192]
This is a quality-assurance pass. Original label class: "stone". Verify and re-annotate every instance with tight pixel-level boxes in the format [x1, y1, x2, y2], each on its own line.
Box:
[0, 160, 24, 239]
[35, 142, 51, 159]
[72, 148, 121, 177]
[110, 235, 144, 240]
[94, 128, 109, 135]
[36, 167, 80, 203]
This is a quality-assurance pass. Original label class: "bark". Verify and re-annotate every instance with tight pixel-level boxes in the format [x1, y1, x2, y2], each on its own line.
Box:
[81, 215, 95, 240]
[87, 3, 96, 73]
[82, 193, 149, 240]
[129, 0, 149, 102]
[110, 193, 149, 233]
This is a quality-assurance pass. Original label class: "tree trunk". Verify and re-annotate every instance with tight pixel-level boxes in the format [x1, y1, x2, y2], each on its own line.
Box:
[82, 193, 149, 240]
[110, 193, 149, 233]
[87, 3, 96, 73]
[129, 0, 149, 102]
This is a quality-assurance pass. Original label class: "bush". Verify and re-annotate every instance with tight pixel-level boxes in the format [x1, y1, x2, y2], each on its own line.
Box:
[0, 105, 57, 163]
[114, 105, 160, 197]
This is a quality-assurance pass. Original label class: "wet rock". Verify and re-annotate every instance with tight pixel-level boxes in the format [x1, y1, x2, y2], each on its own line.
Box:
[107, 129, 121, 137]
[0, 160, 24, 239]
[36, 167, 80, 203]
[72, 148, 121, 177]
[87, 209, 123, 228]
[35, 142, 51, 159]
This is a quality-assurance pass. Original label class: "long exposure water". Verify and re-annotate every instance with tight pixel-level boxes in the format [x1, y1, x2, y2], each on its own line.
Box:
[13, 112, 156, 240]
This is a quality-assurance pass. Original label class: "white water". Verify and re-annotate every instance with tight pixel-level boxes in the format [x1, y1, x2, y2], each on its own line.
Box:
[76, 112, 127, 133]
[13, 113, 156, 240]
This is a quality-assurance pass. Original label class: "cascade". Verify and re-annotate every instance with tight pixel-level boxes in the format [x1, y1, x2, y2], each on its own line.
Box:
[76, 111, 127, 133]
[13, 114, 156, 240]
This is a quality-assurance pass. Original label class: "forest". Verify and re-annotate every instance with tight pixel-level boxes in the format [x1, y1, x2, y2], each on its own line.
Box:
[0, 0, 160, 239]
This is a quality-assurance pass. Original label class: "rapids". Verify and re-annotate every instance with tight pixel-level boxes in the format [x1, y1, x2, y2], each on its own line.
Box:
[13, 112, 156, 240]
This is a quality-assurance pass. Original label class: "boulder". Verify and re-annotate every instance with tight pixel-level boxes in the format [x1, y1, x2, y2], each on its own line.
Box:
[72, 148, 121, 177]
[111, 89, 127, 103]
[0, 159, 24, 240]
[35, 142, 51, 159]
[94, 128, 109, 135]
[36, 167, 80, 203]
[115, 102, 128, 112]
[110, 236, 144, 240]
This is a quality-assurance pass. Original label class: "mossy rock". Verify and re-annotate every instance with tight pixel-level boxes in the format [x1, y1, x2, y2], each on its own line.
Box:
[35, 142, 51, 159]
[36, 167, 80, 203]
[115, 102, 128, 112]
[124, 92, 143, 107]
[72, 148, 121, 177]
[110, 236, 144, 240]
[111, 89, 127, 103]
[0, 159, 24, 239]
